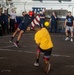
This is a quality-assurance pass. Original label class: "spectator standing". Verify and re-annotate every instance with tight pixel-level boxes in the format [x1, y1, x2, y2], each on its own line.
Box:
[31, 12, 40, 29]
[3, 9, 10, 34]
[0, 8, 4, 36]
[50, 11, 57, 33]
[9, 8, 16, 32]
[40, 11, 45, 27]
[64, 11, 74, 42]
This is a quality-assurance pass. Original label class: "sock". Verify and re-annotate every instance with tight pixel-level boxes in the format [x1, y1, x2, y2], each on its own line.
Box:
[11, 37, 14, 41]
[36, 59, 39, 63]
[66, 36, 69, 38]
[71, 37, 73, 39]
[16, 41, 19, 44]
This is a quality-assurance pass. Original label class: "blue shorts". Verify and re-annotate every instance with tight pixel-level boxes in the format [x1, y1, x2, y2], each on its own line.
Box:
[18, 23, 27, 31]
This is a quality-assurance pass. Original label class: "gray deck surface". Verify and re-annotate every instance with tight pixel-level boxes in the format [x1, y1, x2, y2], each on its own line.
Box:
[0, 32, 74, 75]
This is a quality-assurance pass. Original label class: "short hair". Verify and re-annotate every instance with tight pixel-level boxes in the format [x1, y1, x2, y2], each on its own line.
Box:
[22, 11, 26, 13]
[22, 12, 24, 13]
[68, 11, 71, 13]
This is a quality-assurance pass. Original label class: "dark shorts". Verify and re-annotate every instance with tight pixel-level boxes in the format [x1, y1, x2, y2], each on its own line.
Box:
[38, 46, 52, 57]
[18, 23, 27, 31]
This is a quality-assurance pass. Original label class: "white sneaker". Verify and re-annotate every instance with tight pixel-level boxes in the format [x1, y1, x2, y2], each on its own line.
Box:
[9, 40, 13, 43]
[71, 38, 73, 42]
[34, 62, 39, 67]
[65, 37, 69, 41]
[14, 42, 19, 48]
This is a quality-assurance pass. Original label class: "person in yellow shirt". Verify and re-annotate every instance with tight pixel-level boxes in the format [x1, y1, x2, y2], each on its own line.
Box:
[34, 25, 53, 73]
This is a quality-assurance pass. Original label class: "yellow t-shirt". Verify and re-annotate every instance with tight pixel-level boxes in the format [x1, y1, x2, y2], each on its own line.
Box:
[35, 28, 53, 50]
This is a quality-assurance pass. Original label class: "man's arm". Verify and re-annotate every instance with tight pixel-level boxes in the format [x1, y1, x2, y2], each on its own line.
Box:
[64, 19, 67, 28]
[35, 33, 40, 46]
[73, 20, 74, 28]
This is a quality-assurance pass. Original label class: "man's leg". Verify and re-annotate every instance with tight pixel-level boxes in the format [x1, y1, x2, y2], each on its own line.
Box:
[65, 26, 69, 41]
[10, 19, 12, 32]
[44, 59, 50, 73]
[14, 30, 24, 47]
[43, 49, 52, 73]
[34, 47, 41, 66]
[17, 30, 24, 41]
[54, 24, 57, 33]
[10, 28, 20, 42]
[50, 24, 54, 33]
[70, 27, 73, 42]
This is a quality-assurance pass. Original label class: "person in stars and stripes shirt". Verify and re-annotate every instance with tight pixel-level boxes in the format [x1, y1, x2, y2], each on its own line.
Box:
[30, 13, 40, 30]
[31, 8, 46, 29]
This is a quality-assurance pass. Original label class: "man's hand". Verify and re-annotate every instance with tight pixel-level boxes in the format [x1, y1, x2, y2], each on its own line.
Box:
[72, 25, 74, 28]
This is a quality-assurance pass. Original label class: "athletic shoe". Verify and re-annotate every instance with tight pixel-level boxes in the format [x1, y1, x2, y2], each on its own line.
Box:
[14, 42, 19, 48]
[71, 38, 73, 42]
[34, 62, 39, 67]
[9, 40, 13, 43]
[45, 63, 51, 73]
[65, 37, 69, 41]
